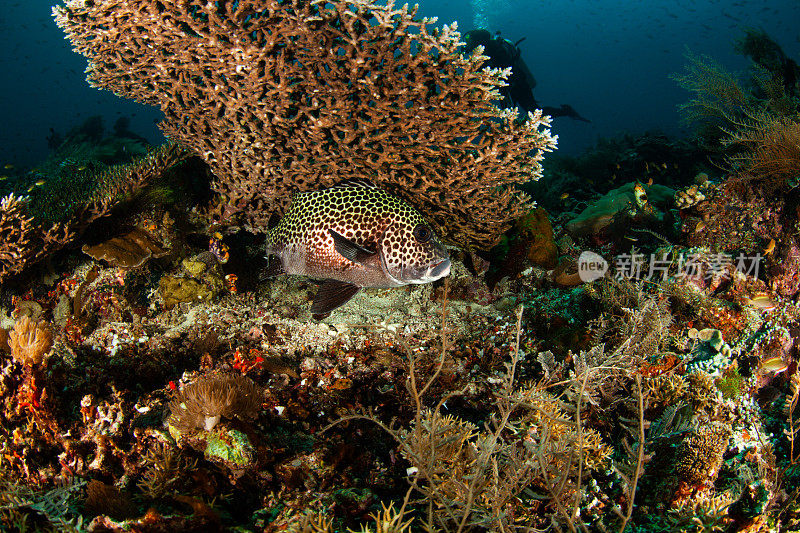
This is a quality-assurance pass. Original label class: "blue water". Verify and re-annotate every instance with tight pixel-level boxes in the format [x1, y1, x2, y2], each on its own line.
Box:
[1, 0, 798, 168]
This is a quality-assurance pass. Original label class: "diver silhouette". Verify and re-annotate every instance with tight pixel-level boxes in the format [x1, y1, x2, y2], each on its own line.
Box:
[463, 29, 590, 122]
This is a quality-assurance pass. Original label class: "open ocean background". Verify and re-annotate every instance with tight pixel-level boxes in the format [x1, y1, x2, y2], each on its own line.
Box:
[1, 0, 798, 167]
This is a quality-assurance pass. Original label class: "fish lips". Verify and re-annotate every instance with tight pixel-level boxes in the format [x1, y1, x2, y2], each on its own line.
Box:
[404, 257, 451, 284]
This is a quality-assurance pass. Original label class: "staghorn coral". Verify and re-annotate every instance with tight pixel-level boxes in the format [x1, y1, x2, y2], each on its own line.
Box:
[53, 0, 557, 249]
[645, 373, 689, 406]
[167, 373, 263, 434]
[8, 315, 53, 367]
[137, 440, 198, 499]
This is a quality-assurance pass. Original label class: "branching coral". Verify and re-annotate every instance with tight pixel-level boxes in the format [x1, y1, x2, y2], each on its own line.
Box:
[53, 0, 557, 249]
[167, 373, 263, 434]
[674, 35, 800, 192]
[0, 193, 72, 284]
[0, 143, 187, 282]
[672, 51, 754, 143]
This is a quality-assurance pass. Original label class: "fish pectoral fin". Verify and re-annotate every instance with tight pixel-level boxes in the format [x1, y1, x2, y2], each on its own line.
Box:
[329, 229, 376, 265]
[310, 279, 361, 317]
[260, 255, 285, 280]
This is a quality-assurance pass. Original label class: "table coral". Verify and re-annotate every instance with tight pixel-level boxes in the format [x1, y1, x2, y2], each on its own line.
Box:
[53, 0, 557, 249]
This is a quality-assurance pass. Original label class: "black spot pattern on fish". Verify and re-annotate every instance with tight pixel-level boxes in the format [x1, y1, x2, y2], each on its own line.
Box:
[265, 182, 448, 288]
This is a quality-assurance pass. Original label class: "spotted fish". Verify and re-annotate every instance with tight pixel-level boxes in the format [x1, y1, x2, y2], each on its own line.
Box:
[264, 179, 451, 318]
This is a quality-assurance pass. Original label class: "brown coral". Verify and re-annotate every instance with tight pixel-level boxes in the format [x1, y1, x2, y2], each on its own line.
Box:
[8, 315, 53, 367]
[84, 480, 137, 521]
[676, 422, 731, 486]
[53, 0, 557, 249]
[0, 327, 9, 353]
[723, 111, 800, 192]
[82, 227, 169, 268]
[168, 373, 263, 434]
[0, 193, 72, 283]
[0, 143, 187, 282]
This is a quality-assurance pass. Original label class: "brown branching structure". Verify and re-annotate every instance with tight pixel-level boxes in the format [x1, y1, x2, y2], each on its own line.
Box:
[0, 193, 72, 283]
[674, 42, 800, 191]
[0, 143, 187, 282]
[722, 111, 800, 190]
[53, 0, 557, 249]
[672, 51, 754, 139]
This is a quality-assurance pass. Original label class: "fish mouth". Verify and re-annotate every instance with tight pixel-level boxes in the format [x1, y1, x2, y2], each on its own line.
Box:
[428, 258, 451, 279]
[405, 258, 451, 284]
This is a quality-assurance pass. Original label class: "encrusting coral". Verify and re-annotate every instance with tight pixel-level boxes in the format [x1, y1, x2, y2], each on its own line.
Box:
[53, 0, 557, 249]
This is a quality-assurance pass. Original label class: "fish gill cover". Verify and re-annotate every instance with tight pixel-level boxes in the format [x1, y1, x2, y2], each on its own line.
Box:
[52, 0, 557, 250]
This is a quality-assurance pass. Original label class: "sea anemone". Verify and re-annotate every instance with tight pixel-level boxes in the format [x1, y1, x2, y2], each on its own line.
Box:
[8, 315, 53, 366]
[167, 373, 262, 434]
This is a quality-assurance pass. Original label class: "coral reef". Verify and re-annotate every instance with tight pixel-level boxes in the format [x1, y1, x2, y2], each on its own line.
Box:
[0, 143, 187, 282]
[3, 24, 800, 533]
[9, 315, 53, 367]
[52, 0, 557, 249]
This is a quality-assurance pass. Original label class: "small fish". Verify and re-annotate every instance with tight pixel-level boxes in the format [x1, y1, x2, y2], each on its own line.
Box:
[0, 175, 7, 181]
[264, 179, 450, 318]
[4, 164, 13, 170]
[696, 328, 718, 342]
[763, 238, 775, 255]
[646, 177, 653, 186]
[633, 182, 648, 208]
[694, 220, 706, 233]
[661, 163, 667, 170]
[559, 192, 569, 200]
[34, 179, 46, 186]
[760, 356, 788, 374]
[77, 165, 87, 171]
[744, 294, 777, 311]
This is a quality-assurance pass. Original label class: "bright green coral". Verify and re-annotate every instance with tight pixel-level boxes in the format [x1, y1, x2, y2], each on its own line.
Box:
[204, 428, 256, 467]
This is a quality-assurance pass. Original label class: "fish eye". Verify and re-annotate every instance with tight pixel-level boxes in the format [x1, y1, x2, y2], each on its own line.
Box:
[413, 224, 432, 243]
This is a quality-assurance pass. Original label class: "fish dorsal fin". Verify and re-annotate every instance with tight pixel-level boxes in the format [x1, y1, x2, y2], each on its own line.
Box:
[310, 279, 361, 318]
[326, 178, 379, 190]
[329, 229, 377, 265]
